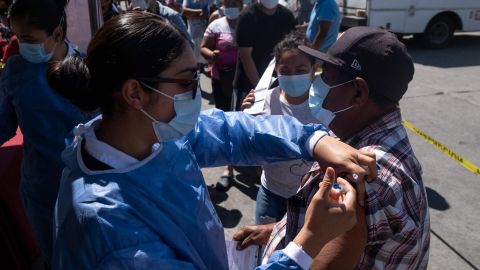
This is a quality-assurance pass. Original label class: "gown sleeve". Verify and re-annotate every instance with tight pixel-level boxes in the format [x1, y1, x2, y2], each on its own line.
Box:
[188, 109, 327, 168]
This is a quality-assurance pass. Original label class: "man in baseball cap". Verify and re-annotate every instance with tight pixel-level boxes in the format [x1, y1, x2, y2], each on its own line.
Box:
[235, 27, 430, 269]
[294, 26, 429, 269]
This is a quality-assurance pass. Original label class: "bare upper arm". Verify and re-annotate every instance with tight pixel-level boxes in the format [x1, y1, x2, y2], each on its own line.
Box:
[317, 20, 332, 38]
[311, 202, 368, 270]
[200, 36, 215, 50]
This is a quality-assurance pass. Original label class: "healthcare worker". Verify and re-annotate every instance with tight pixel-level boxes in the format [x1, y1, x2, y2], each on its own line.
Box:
[48, 12, 375, 269]
[0, 0, 88, 265]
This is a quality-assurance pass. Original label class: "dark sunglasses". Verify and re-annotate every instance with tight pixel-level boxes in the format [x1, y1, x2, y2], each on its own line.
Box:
[136, 72, 200, 99]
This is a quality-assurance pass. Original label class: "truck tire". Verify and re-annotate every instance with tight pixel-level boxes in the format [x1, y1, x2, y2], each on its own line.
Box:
[415, 15, 455, 49]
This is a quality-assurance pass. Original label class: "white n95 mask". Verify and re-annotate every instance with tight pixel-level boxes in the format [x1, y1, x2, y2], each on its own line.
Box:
[309, 76, 354, 127]
[260, 0, 279, 9]
[140, 83, 202, 142]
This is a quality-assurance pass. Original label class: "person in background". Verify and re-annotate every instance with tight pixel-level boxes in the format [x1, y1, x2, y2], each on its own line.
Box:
[235, 27, 430, 270]
[241, 31, 322, 224]
[200, 0, 241, 191]
[223, 0, 296, 191]
[0, 0, 88, 265]
[208, 0, 224, 23]
[101, 0, 123, 22]
[306, 0, 340, 51]
[0, 0, 11, 23]
[147, 0, 195, 49]
[47, 12, 376, 269]
[182, 0, 211, 73]
[233, 0, 295, 112]
[295, 0, 313, 24]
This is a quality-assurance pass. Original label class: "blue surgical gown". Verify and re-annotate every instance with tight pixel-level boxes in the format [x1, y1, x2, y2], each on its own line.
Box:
[53, 109, 326, 269]
[0, 55, 88, 263]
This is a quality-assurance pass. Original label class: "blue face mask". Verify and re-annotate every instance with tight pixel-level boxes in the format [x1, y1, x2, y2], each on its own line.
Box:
[309, 76, 354, 127]
[19, 40, 56, 64]
[278, 73, 312, 97]
[224, 7, 240, 20]
[140, 83, 202, 142]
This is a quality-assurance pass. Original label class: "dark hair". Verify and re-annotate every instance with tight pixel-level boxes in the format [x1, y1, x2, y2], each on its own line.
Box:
[48, 12, 187, 113]
[224, 0, 243, 6]
[273, 30, 315, 64]
[9, 0, 68, 39]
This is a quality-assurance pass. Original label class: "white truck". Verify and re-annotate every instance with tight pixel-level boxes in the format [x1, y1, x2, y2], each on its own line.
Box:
[337, 0, 480, 48]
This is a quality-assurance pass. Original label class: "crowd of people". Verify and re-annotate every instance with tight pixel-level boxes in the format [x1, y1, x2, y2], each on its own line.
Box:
[0, 0, 430, 269]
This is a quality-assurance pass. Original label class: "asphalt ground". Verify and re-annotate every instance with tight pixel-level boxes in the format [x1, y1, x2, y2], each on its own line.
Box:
[198, 32, 480, 270]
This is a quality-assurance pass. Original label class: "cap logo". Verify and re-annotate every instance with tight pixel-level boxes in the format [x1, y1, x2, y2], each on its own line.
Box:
[351, 59, 362, 71]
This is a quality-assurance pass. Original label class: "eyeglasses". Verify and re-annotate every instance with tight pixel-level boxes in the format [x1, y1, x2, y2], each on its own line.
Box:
[136, 72, 200, 99]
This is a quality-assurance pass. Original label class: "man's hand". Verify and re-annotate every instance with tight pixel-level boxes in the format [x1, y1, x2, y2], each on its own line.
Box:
[241, 90, 255, 110]
[232, 223, 275, 250]
[293, 167, 357, 258]
[313, 136, 376, 206]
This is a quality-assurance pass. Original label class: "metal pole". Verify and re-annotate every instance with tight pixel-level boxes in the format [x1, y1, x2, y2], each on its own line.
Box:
[88, 0, 103, 35]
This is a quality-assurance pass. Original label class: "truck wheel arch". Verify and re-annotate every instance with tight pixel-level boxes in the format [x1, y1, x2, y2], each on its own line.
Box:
[415, 11, 462, 48]
[424, 11, 463, 32]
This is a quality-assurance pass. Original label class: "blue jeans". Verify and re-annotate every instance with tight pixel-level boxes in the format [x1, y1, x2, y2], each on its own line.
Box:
[255, 185, 287, 225]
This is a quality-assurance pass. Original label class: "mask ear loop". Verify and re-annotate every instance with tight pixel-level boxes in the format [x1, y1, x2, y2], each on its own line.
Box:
[331, 78, 356, 115]
[139, 108, 159, 123]
[331, 78, 355, 89]
[139, 81, 175, 100]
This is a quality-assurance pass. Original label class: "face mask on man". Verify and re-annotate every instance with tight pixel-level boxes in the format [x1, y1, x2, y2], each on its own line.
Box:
[259, 0, 279, 9]
[224, 7, 240, 20]
[19, 36, 57, 64]
[309, 76, 354, 127]
[140, 83, 202, 142]
[278, 73, 312, 97]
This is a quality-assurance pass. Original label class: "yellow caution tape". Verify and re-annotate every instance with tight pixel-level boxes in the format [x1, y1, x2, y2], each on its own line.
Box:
[403, 119, 480, 177]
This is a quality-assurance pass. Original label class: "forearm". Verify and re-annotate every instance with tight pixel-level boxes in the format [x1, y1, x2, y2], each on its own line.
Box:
[200, 47, 214, 61]
[182, 7, 203, 19]
[310, 204, 367, 270]
[312, 33, 327, 51]
[239, 54, 260, 86]
[312, 21, 332, 50]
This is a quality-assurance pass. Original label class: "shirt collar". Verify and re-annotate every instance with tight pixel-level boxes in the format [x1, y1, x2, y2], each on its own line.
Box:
[83, 120, 140, 169]
[346, 108, 403, 146]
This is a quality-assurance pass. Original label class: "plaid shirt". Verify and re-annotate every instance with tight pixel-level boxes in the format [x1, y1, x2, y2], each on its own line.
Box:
[263, 109, 430, 269]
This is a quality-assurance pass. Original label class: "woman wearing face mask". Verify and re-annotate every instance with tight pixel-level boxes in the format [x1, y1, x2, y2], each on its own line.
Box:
[0, 0, 88, 265]
[47, 12, 375, 269]
[240, 31, 322, 225]
[200, 0, 242, 190]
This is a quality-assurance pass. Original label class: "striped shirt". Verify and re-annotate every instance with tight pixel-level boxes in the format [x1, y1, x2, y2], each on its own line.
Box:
[263, 109, 430, 269]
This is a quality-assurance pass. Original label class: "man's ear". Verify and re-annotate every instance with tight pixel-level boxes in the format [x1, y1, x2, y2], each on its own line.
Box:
[121, 79, 151, 110]
[53, 25, 64, 43]
[352, 77, 369, 106]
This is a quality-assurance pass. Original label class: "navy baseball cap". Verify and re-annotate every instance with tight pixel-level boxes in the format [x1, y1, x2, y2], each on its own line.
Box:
[299, 27, 414, 103]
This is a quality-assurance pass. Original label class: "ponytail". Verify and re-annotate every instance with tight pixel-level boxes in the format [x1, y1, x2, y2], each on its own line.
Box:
[48, 55, 100, 112]
[48, 12, 188, 115]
